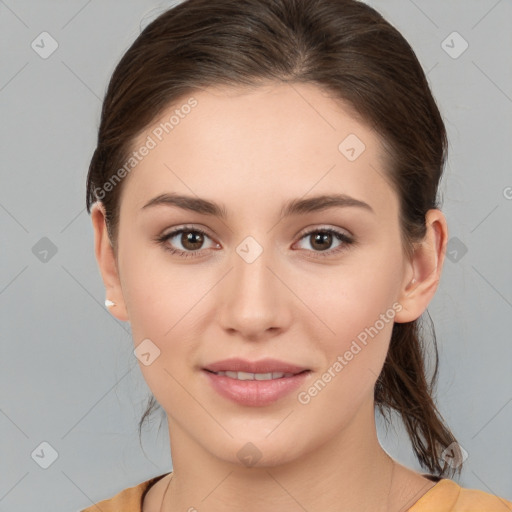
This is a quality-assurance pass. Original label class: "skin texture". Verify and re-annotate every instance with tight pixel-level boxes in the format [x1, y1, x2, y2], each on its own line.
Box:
[91, 82, 447, 511]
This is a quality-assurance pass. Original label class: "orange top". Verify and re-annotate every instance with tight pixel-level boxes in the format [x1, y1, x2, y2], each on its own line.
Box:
[80, 472, 512, 512]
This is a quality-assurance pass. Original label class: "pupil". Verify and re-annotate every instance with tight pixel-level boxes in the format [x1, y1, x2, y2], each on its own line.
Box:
[313, 232, 331, 251]
[183, 231, 203, 249]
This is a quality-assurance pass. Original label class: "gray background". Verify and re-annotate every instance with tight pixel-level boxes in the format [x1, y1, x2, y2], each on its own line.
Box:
[1, 0, 511, 510]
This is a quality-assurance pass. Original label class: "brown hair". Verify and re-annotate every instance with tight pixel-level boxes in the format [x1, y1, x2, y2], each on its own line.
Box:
[86, 0, 459, 477]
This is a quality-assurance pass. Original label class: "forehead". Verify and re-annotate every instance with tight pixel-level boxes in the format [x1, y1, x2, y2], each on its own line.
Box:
[121, 82, 396, 219]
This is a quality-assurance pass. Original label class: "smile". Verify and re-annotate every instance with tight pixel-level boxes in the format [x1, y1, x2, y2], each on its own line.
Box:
[209, 370, 296, 380]
[203, 369, 311, 406]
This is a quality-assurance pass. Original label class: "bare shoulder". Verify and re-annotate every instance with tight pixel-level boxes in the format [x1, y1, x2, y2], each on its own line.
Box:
[142, 473, 172, 512]
[388, 461, 438, 510]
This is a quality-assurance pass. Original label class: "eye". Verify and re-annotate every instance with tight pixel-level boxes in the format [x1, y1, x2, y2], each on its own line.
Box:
[294, 227, 354, 258]
[155, 226, 218, 258]
[155, 225, 355, 259]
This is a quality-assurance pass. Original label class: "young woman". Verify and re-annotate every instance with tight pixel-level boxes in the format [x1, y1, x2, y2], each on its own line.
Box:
[83, 0, 512, 510]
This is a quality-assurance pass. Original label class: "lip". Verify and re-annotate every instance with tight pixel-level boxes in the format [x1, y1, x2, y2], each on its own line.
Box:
[203, 369, 310, 407]
[203, 357, 309, 374]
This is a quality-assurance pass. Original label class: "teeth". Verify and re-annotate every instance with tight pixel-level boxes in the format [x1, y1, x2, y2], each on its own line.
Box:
[214, 371, 295, 380]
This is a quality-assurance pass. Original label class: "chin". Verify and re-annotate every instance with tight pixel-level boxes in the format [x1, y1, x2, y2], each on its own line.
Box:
[208, 434, 306, 469]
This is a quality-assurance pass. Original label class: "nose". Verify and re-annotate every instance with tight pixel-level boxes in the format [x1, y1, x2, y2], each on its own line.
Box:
[216, 241, 292, 341]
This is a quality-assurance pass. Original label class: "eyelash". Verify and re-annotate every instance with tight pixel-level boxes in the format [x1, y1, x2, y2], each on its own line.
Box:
[155, 225, 355, 259]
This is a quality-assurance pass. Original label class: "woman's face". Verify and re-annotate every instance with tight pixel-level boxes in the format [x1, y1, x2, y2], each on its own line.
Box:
[94, 82, 427, 467]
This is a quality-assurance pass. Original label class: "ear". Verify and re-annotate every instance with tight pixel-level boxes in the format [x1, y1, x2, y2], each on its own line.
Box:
[394, 209, 448, 323]
[90, 201, 130, 322]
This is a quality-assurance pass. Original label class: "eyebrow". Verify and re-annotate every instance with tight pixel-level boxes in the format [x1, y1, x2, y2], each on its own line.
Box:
[141, 192, 375, 218]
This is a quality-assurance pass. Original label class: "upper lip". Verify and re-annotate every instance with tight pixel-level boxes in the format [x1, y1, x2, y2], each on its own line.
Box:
[203, 358, 309, 374]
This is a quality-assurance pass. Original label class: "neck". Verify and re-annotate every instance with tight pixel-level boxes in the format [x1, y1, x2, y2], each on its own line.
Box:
[162, 398, 407, 512]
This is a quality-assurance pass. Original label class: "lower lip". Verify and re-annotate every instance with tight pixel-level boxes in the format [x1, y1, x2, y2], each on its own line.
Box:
[203, 370, 310, 407]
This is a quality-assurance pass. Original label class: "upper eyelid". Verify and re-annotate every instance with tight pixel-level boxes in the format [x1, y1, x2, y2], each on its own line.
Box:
[162, 225, 216, 243]
[296, 224, 352, 239]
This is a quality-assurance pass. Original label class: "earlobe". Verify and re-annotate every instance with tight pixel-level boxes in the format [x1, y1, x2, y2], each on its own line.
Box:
[394, 209, 448, 323]
[90, 202, 130, 322]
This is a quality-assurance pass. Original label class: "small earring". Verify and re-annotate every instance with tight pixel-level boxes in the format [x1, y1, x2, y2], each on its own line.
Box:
[105, 299, 116, 308]
[410, 278, 417, 285]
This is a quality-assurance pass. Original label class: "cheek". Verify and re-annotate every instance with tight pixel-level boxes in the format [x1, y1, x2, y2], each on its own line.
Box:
[297, 251, 400, 378]
[124, 262, 198, 408]
[295, 274, 396, 425]
[120, 242, 193, 336]
[120, 247, 208, 384]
